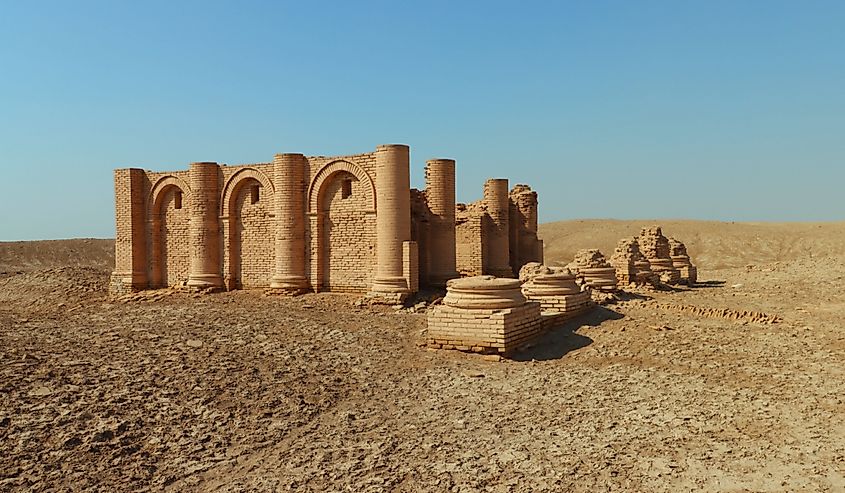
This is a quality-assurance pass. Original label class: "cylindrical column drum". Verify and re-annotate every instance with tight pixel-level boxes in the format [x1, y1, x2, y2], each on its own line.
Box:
[187, 161, 223, 288]
[425, 158, 458, 286]
[371, 144, 411, 294]
[484, 178, 512, 278]
[270, 153, 309, 290]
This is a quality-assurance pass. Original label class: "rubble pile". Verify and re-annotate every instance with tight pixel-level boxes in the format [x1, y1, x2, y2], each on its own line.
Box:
[669, 237, 698, 284]
[638, 226, 681, 285]
[517, 262, 568, 283]
[609, 237, 657, 285]
[570, 249, 618, 291]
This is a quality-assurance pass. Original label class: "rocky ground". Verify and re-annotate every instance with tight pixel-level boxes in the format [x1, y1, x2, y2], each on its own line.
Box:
[1, 237, 844, 491]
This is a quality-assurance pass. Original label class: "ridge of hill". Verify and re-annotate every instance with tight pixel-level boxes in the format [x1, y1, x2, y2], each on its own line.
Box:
[2, 219, 844, 273]
[539, 219, 845, 270]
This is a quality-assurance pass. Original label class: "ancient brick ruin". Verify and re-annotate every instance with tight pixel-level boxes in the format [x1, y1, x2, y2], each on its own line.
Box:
[427, 225, 699, 357]
[110, 144, 542, 301]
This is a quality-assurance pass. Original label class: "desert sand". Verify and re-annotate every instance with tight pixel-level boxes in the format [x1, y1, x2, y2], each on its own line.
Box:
[1, 220, 844, 492]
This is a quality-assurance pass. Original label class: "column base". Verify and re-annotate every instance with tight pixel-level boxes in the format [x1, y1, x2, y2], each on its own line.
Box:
[368, 276, 410, 304]
[268, 275, 311, 296]
[270, 275, 310, 289]
[109, 271, 147, 297]
[187, 274, 224, 291]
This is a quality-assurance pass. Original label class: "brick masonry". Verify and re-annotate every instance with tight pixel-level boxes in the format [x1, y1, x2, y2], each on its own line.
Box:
[426, 303, 543, 355]
[110, 144, 543, 298]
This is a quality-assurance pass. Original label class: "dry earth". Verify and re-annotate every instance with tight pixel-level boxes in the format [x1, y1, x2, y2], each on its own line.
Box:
[1, 221, 844, 492]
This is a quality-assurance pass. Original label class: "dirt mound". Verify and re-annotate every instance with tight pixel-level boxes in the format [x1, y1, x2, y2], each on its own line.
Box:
[0, 239, 113, 273]
[539, 219, 845, 270]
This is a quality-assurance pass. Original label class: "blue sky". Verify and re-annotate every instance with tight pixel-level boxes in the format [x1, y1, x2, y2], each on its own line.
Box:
[1, 0, 843, 240]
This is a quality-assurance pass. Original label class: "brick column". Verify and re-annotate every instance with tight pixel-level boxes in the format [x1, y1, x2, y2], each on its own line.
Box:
[484, 178, 513, 278]
[425, 158, 458, 286]
[370, 144, 411, 298]
[109, 168, 147, 295]
[270, 153, 310, 292]
[187, 162, 223, 289]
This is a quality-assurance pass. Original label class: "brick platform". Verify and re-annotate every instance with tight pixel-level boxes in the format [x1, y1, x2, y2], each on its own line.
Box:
[426, 303, 542, 355]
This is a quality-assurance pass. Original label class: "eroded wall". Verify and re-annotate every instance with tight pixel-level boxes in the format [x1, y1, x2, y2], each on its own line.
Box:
[111, 145, 540, 296]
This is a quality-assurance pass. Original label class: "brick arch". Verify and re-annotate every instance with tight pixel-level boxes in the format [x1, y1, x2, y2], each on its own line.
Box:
[308, 160, 376, 213]
[221, 167, 275, 216]
[222, 169, 275, 289]
[148, 176, 191, 288]
[149, 175, 191, 215]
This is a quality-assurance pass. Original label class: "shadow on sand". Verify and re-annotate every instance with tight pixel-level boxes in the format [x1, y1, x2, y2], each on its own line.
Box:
[690, 280, 726, 289]
[511, 306, 624, 362]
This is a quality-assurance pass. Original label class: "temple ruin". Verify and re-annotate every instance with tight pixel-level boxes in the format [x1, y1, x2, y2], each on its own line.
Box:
[109, 144, 542, 301]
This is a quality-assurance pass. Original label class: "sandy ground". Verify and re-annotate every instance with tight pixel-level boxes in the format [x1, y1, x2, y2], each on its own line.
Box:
[1, 222, 844, 492]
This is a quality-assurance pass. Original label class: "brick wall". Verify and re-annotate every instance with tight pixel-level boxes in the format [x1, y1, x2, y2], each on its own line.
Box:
[231, 179, 274, 288]
[456, 212, 484, 277]
[403, 241, 419, 293]
[111, 169, 148, 294]
[314, 170, 376, 292]
[111, 146, 542, 297]
[157, 186, 190, 286]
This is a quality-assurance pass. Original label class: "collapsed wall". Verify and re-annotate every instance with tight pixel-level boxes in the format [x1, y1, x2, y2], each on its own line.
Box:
[610, 237, 657, 285]
[454, 182, 543, 278]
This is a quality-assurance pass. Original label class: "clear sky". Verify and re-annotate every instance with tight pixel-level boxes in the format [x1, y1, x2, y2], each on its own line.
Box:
[1, 0, 843, 240]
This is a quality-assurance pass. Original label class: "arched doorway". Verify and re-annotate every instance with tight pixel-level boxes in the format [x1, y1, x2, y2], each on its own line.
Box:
[228, 177, 274, 288]
[151, 184, 190, 287]
[315, 171, 376, 292]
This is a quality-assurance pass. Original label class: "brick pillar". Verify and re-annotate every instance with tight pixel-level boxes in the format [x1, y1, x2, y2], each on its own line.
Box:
[518, 189, 541, 264]
[270, 153, 310, 292]
[187, 162, 223, 289]
[425, 158, 458, 286]
[110, 168, 147, 295]
[370, 144, 411, 299]
[484, 178, 513, 278]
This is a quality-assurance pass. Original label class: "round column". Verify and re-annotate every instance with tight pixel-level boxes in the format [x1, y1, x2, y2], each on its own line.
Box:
[187, 162, 223, 289]
[370, 144, 411, 295]
[425, 158, 458, 286]
[484, 178, 513, 278]
[270, 153, 309, 291]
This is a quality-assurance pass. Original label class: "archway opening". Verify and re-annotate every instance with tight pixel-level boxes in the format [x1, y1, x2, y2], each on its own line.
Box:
[316, 171, 376, 292]
[151, 184, 190, 287]
[228, 177, 274, 288]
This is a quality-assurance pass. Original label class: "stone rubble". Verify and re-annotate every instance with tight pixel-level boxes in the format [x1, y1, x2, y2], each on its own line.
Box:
[569, 249, 619, 292]
[638, 226, 681, 285]
[609, 237, 659, 286]
[669, 237, 698, 285]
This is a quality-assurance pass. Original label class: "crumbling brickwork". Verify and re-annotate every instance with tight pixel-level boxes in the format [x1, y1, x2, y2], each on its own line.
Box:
[110, 144, 543, 299]
[453, 181, 543, 279]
